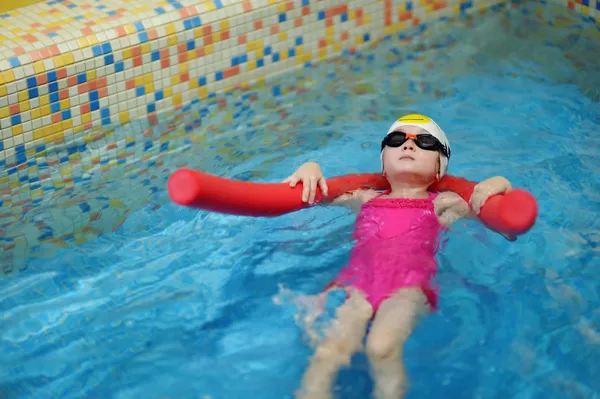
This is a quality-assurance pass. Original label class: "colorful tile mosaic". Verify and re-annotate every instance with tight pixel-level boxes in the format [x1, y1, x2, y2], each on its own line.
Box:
[0, 0, 599, 275]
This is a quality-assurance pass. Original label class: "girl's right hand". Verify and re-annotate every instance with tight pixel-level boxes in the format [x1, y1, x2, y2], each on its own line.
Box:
[282, 162, 329, 204]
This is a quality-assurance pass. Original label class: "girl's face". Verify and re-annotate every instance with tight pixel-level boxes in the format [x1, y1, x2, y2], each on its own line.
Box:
[381, 126, 440, 183]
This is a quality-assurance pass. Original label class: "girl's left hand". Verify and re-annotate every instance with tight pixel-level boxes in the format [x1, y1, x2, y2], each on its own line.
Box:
[470, 176, 516, 241]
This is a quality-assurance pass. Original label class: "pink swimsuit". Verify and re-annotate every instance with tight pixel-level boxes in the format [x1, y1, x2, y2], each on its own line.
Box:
[326, 191, 443, 314]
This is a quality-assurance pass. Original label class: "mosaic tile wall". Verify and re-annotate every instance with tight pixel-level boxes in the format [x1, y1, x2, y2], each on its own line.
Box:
[0, 0, 598, 274]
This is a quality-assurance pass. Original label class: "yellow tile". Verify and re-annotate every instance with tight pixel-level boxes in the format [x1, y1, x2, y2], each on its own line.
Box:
[77, 37, 89, 48]
[123, 48, 132, 59]
[135, 76, 144, 86]
[120, 111, 129, 124]
[141, 43, 150, 54]
[63, 53, 74, 65]
[333, 42, 342, 53]
[52, 122, 62, 134]
[87, 34, 99, 45]
[168, 34, 177, 46]
[205, 44, 213, 54]
[364, 15, 371, 24]
[180, 62, 188, 73]
[247, 39, 263, 51]
[280, 51, 288, 61]
[194, 27, 203, 38]
[212, 32, 220, 43]
[18, 91, 28, 102]
[60, 99, 70, 109]
[582, 5, 588, 15]
[124, 24, 136, 34]
[165, 23, 175, 35]
[171, 75, 180, 85]
[300, 52, 311, 63]
[279, 32, 287, 41]
[12, 125, 23, 136]
[20, 101, 29, 112]
[319, 48, 327, 60]
[349, 10, 356, 19]
[255, 48, 264, 58]
[47, 131, 64, 142]
[41, 105, 50, 116]
[31, 108, 40, 120]
[189, 79, 199, 89]
[453, 4, 460, 13]
[248, 59, 256, 70]
[74, 125, 84, 133]
[62, 120, 73, 130]
[198, 87, 208, 99]
[144, 73, 153, 84]
[277, 3, 286, 13]
[2, 70, 15, 83]
[173, 93, 182, 106]
[326, 27, 334, 38]
[54, 55, 64, 68]
[31, 188, 43, 199]
[0, 107, 7, 118]
[0, 86, 6, 97]
[40, 95, 49, 106]
[34, 128, 43, 140]
[164, 87, 172, 97]
[356, 35, 364, 45]
[82, 113, 91, 124]
[205, 1, 215, 11]
[145, 83, 154, 94]
[268, 0, 277, 5]
[33, 61, 45, 74]
[0, 73, 3, 84]
[188, 49, 197, 60]
[87, 70, 96, 80]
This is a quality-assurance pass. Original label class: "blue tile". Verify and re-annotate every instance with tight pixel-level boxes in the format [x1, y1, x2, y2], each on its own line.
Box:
[155, 90, 164, 101]
[147, 103, 156, 113]
[273, 52, 280, 62]
[272, 85, 281, 96]
[28, 88, 39, 98]
[107, 10, 117, 15]
[302, 0, 309, 5]
[102, 43, 112, 53]
[134, 21, 144, 31]
[288, 48, 295, 57]
[104, 54, 114, 65]
[90, 100, 99, 111]
[115, 61, 124, 73]
[240, 54, 247, 63]
[92, 45, 103, 57]
[100, 108, 110, 118]
[136, 86, 145, 96]
[341, 13, 348, 22]
[62, 109, 71, 120]
[318, 10, 325, 20]
[232, 56, 239, 66]
[296, 36, 303, 46]
[50, 92, 59, 103]
[364, 33, 370, 42]
[11, 115, 21, 125]
[155, 7, 166, 14]
[257, 58, 264, 68]
[79, 202, 91, 213]
[139, 31, 149, 43]
[89, 90, 99, 101]
[213, 0, 223, 8]
[151, 51, 160, 62]
[47, 71, 57, 82]
[102, 117, 111, 126]
[192, 16, 202, 27]
[49, 82, 58, 92]
[278, 13, 286, 22]
[187, 40, 195, 51]
[77, 73, 87, 84]
[215, 71, 223, 81]
[198, 77, 207, 86]
[264, 46, 272, 55]
[26, 76, 37, 88]
[9, 58, 20, 68]
[50, 102, 60, 113]
[406, 2, 413, 10]
[184, 19, 193, 30]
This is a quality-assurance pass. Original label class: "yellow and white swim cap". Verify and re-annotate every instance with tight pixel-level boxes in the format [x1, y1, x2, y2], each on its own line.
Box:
[382, 114, 451, 177]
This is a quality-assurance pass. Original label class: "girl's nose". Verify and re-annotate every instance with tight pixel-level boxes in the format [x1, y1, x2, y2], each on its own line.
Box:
[402, 139, 416, 151]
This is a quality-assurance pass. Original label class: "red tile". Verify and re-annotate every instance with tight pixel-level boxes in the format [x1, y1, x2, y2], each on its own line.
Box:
[125, 79, 135, 90]
[78, 82, 88, 94]
[57, 68, 67, 79]
[254, 20, 263, 30]
[51, 113, 61, 123]
[67, 76, 78, 87]
[238, 34, 247, 45]
[133, 56, 142, 67]
[59, 89, 68, 100]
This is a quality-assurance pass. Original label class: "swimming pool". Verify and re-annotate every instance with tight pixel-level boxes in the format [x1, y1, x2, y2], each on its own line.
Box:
[1, 3, 600, 398]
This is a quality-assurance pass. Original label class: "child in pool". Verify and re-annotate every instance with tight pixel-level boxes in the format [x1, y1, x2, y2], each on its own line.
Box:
[282, 114, 515, 399]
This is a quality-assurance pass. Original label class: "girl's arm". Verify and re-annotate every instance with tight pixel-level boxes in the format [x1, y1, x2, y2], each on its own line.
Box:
[326, 189, 379, 213]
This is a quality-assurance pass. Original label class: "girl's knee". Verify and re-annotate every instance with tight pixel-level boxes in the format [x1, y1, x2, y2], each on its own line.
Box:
[366, 328, 403, 361]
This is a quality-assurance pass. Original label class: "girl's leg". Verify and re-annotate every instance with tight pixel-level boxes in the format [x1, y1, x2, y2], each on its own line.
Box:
[365, 287, 429, 399]
[296, 289, 373, 399]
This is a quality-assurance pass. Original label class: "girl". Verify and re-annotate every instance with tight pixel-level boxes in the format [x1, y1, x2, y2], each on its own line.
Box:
[282, 114, 514, 399]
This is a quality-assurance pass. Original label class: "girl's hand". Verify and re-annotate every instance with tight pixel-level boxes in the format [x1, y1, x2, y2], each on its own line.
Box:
[470, 176, 513, 214]
[282, 162, 329, 204]
[470, 176, 516, 241]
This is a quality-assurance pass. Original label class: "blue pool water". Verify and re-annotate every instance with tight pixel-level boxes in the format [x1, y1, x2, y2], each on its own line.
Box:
[2, 5, 600, 399]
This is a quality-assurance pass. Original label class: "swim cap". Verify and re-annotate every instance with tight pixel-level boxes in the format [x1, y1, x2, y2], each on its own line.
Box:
[381, 114, 451, 178]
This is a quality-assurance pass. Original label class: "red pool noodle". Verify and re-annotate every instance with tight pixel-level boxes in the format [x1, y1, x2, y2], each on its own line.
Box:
[167, 168, 538, 236]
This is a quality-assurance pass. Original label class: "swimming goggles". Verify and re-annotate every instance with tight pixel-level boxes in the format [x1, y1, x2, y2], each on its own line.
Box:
[381, 131, 450, 159]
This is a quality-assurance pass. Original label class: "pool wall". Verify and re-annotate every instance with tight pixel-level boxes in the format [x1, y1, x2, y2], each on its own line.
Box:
[0, 0, 597, 274]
